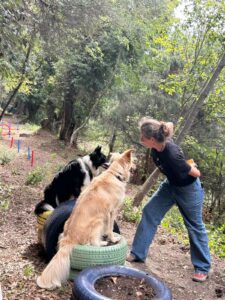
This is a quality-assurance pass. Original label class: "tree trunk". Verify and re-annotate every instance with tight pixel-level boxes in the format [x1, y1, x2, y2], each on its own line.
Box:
[133, 168, 161, 206]
[0, 82, 23, 121]
[176, 51, 225, 144]
[0, 34, 34, 121]
[108, 129, 117, 157]
[16, 101, 27, 115]
[70, 95, 101, 146]
[144, 148, 151, 175]
[133, 51, 225, 207]
[59, 94, 75, 141]
[59, 74, 75, 141]
[41, 100, 58, 131]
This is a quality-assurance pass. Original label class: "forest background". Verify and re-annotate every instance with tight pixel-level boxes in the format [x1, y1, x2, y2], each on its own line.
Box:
[0, 0, 225, 257]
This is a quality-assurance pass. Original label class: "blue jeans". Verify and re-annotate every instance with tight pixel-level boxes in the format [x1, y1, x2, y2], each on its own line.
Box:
[131, 178, 211, 274]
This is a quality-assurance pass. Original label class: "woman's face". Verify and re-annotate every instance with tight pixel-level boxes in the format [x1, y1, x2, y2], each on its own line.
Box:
[140, 133, 155, 148]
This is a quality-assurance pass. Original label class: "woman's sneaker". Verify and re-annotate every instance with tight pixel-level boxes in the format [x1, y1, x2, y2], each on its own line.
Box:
[192, 272, 208, 282]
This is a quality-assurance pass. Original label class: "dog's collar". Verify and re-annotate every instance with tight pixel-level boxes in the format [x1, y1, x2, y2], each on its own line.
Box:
[115, 174, 125, 182]
[114, 172, 126, 182]
[107, 169, 126, 182]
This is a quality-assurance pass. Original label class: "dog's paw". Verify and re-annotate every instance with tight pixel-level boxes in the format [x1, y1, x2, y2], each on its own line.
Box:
[100, 240, 108, 246]
[36, 276, 60, 290]
[110, 235, 121, 244]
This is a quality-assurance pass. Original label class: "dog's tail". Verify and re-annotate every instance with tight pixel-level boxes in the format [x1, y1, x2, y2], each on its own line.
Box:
[34, 184, 56, 215]
[34, 200, 54, 215]
[36, 241, 74, 289]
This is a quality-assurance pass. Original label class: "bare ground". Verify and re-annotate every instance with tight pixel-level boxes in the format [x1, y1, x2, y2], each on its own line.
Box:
[0, 123, 225, 300]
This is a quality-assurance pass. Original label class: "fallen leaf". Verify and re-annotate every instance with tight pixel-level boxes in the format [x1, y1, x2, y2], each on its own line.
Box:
[110, 277, 117, 284]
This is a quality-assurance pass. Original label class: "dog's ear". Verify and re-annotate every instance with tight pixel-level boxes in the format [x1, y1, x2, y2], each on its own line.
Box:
[109, 152, 122, 163]
[94, 145, 102, 153]
[121, 149, 135, 161]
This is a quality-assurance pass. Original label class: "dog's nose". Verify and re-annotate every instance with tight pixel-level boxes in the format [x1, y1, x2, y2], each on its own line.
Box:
[102, 162, 110, 169]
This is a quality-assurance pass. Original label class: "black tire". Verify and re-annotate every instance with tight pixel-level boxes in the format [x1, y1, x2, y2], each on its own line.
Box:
[42, 199, 76, 261]
[72, 265, 172, 300]
[42, 200, 120, 262]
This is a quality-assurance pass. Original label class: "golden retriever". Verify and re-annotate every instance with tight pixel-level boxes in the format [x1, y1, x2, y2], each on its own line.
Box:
[36, 149, 134, 289]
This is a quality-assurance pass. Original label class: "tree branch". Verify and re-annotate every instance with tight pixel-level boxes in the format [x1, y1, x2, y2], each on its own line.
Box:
[0, 30, 36, 121]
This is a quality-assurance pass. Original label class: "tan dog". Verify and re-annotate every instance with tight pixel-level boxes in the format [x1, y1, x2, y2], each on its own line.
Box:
[36, 149, 134, 289]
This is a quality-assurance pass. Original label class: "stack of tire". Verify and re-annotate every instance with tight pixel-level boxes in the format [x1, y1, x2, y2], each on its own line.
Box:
[39, 200, 172, 299]
[41, 200, 127, 280]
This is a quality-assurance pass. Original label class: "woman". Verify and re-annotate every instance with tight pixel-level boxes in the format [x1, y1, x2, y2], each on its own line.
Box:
[127, 117, 211, 282]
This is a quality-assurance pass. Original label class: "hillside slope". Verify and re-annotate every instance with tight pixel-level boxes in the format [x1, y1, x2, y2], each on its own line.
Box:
[0, 125, 225, 300]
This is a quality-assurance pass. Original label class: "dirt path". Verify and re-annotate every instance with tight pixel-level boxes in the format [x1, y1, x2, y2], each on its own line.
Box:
[0, 125, 225, 300]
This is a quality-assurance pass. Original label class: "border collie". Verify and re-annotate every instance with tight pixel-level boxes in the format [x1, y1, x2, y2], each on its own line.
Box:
[34, 146, 107, 215]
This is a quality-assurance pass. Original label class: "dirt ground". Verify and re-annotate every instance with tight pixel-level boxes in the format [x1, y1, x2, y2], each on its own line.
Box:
[95, 276, 156, 299]
[0, 120, 225, 300]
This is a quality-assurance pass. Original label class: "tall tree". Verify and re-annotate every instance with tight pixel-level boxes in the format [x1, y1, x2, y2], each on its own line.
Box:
[132, 0, 225, 206]
[133, 52, 225, 206]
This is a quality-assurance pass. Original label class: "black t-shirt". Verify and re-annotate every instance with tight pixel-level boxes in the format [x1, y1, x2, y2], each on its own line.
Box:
[151, 140, 196, 186]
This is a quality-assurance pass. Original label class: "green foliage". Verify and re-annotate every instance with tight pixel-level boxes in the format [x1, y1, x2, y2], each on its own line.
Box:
[183, 136, 225, 224]
[162, 206, 186, 231]
[123, 197, 143, 223]
[11, 168, 21, 175]
[208, 223, 225, 258]
[0, 148, 15, 165]
[0, 183, 13, 211]
[21, 123, 40, 133]
[25, 167, 45, 185]
[161, 206, 189, 245]
[50, 153, 57, 160]
[0, 198, 10, 210]
[0, 0, 224, 225]
[23, 265, 34, 277]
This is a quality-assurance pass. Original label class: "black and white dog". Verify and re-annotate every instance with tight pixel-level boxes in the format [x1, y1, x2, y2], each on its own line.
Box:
[34, 146, 107, 215]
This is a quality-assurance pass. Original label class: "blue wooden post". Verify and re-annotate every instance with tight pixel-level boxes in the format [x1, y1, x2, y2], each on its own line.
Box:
[28, 146, 31, 160]
[17, 140, 21, 153]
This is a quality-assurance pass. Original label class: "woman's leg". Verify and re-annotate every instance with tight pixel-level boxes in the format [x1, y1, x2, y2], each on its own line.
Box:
[175, 179, 211, 274]
[130, 180, 174, 261]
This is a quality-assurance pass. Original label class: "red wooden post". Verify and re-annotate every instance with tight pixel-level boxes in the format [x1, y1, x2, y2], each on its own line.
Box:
[8, 124, 11, 138]
[10, 137, 14, 148]
[31, 150, 34, 166]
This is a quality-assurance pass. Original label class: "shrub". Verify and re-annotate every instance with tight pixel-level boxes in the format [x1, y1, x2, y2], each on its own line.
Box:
[23, 265, 34, 277]
[161, 206, 189, 244]
[123, 197, 143, 223]
[25, 167, 45, 185]
[0, 150, 15, 165]
[0, 183, 13, 210]
[162, 206, 186, 231]
[0, 199, 10, 210]
[22, 123, 40, 133]
[208, 223, 225, 258]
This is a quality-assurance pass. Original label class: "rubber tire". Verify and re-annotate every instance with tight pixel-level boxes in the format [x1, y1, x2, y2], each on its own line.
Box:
[42, 199, 75, 261]
[70, 233, 127, 271]
[72, 265, 172, 300]
[42, 200, 120, 262]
